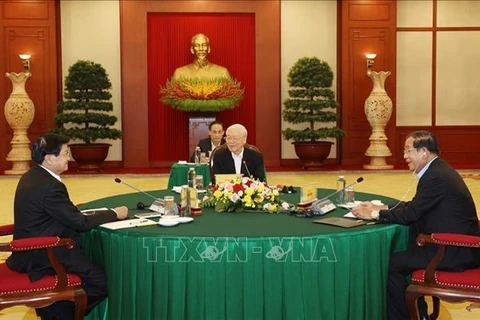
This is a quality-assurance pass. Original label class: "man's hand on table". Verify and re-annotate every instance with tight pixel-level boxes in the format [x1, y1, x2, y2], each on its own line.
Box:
[351, 202, 388, 220]
[114, 206, 128, 219]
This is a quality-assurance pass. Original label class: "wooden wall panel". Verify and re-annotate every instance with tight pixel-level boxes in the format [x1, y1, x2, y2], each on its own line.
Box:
[0, 0, 59, 172]
[339, 0, 397, 166]
[348, 3, 390, 21]
[395, 127, 480, 165]
[2, 0, 50, 20]
[120, 0, 280, 168]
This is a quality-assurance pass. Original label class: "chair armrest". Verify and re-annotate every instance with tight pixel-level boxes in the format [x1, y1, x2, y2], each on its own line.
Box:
[416, 233, 480, 284]
[417, 233, 480, 248]
[0, 224, 14, 236]
[0, 236, 76, 252]
[0, 236, 77, 289]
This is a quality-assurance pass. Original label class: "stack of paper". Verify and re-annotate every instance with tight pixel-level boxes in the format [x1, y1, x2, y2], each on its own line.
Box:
[100, 218, 157, 230]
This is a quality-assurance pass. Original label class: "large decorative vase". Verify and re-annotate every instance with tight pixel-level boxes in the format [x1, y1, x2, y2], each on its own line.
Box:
[4, 72, 35, 174]
[363, 71, 394, 170]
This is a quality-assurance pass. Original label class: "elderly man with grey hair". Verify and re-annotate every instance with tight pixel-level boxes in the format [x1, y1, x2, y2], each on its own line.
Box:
[212, 123, 265, 181]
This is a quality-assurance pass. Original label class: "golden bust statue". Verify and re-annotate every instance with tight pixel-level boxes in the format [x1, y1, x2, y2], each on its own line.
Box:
[173, 33, 231, 80]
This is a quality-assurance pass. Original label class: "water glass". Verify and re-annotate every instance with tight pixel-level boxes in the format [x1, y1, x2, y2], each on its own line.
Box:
[345, 187, 355, 203]
[163, 196, 177, 217]
[195, 175, 204, 190]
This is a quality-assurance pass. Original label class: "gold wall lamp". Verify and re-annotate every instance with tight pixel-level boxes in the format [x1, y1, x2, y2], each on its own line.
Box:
[365, 53, 376, 75]
[19, 53, 31, 71]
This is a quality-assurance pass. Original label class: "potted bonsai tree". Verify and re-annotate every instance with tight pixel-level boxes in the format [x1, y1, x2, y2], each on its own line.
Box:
[51, 60, 122, 172]
[282, 57, 344, 169]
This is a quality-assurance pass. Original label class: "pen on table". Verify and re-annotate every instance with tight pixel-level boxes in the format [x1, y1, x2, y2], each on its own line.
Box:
[366, 221, 377, 225]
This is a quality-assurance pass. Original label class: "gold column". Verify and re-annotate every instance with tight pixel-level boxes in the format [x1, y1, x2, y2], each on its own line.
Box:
[4, 55, 35, 174]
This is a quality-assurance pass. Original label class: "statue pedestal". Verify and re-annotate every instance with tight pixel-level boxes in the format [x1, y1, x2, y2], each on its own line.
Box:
[363, 71, 393, 170]
[4, 71, 35, 175]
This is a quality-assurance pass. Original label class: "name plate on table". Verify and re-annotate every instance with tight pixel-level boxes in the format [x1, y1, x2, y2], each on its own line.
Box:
[148, 199, 165, 214]
[298, 183, 318, 209]
[215, 174, 243, 184]
[311, 198, 336, 215]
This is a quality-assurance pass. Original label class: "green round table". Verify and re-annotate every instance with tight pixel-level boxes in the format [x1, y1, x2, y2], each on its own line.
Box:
[81, 189, 408, 320]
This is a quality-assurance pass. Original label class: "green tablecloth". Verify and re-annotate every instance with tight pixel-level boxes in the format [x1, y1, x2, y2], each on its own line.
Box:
[81, 189, 408, 320]
[167, 163, 211, 189]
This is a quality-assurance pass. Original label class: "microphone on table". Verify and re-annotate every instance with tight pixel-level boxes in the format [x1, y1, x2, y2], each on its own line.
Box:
[114, 178, 164, 214]
[310, 177, 364, 216]
[243, 160, 252, 178]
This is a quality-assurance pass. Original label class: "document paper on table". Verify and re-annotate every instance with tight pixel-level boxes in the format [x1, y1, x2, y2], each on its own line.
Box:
[100, 218, 157, 230]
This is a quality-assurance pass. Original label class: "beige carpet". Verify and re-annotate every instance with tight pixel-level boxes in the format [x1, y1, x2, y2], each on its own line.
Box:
[1, 171, 480, 319]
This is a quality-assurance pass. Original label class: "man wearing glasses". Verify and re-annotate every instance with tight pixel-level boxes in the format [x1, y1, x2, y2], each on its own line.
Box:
[212, 123, 265, 181]
[352, 130, 480, 320]
[7, 134, 128, 319]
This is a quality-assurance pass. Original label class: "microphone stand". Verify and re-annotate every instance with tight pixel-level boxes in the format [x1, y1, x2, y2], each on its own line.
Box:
[243, 160, 252, 178]
[114, 178, 164, 213]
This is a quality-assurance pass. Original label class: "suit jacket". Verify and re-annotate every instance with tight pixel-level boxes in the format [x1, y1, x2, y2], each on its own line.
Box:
[212, 147, 266, 182]
[379, 158, 480, 270]
[6, 164, 117, 281]
[189, 137, 226, 162]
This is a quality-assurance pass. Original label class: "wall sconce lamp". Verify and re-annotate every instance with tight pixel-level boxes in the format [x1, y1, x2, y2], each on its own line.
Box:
[365, 53, 376, 75]
[19, 54, 31, 71]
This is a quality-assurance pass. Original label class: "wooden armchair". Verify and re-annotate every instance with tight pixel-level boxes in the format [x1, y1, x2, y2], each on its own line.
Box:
[405, 230, 480, 320]
[0, 224, 87, 319]
[209, 143, 263, 184]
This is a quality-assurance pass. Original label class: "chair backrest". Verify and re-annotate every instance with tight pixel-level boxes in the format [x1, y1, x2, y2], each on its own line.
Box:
[209, 143, 228, 184]
[244, 143, 267, 182]
[245, 143, 261, 153]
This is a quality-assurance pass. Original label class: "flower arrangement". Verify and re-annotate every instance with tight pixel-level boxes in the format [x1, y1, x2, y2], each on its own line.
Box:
[201, 177, 292, 213]
[160, 77, 244, 112]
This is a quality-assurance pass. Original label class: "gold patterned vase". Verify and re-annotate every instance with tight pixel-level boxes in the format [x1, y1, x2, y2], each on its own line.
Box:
[4, 71, 35, 174]
[364, 71, 393, 169]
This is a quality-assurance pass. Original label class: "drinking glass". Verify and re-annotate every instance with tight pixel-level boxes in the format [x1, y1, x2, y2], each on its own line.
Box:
[163, 196, 177, 217]
[345, 187, 355, 203]
[195, 175, 204, 190]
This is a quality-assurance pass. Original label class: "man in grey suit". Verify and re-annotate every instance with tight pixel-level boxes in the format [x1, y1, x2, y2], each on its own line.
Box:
[7, 133, 128, 320]
[352, 130, 480, 320]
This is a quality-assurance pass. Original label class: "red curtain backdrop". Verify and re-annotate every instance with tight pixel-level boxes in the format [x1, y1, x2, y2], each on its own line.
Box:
[147, 13, 255, 163]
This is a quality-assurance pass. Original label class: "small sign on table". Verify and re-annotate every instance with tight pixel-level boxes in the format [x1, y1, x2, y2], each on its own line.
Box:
[297, 183, 318, 210]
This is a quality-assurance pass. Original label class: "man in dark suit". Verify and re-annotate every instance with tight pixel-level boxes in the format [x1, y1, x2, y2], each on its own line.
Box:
[190, 120, 225, 162]
[6, 134, 128, 320]
[212, 123, 265, 181]
[352, 130, 480, 320]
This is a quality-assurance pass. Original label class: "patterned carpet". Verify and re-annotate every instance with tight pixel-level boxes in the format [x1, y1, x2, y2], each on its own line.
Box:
[461, 173, 480, 180]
